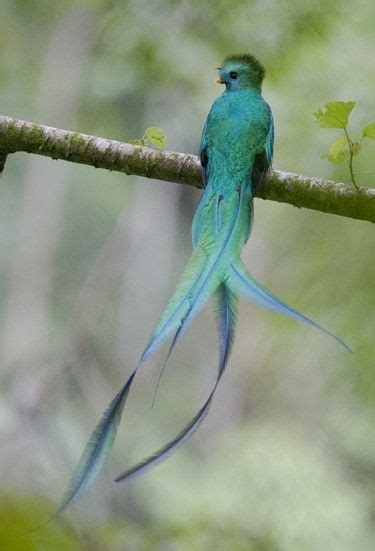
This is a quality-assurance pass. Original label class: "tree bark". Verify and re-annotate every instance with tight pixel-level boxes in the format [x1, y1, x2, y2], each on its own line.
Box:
[0, 114, 373, 223]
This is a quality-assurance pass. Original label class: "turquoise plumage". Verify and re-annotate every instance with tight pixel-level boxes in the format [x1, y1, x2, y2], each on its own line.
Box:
[56, 54, 350, 514]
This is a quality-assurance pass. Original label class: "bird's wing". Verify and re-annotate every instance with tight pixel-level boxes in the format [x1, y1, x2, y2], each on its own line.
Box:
[251, 110, 274, 196]
[199, 118, 209, 189]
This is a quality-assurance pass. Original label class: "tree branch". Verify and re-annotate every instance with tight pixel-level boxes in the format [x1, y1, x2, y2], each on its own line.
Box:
[0, 114, 373, 222]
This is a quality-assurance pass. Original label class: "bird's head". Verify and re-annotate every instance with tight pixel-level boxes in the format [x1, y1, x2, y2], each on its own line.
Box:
[216, 54, 265, 92]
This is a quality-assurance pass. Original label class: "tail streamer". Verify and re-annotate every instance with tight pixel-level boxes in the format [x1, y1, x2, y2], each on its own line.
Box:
[39, 52, 352, 526]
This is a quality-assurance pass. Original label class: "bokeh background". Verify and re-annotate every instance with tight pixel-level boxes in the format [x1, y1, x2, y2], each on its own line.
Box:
[0, 1, 374, 549]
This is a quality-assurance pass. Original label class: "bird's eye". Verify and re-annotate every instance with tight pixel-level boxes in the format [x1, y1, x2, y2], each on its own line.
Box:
[229, 71, 238, 79]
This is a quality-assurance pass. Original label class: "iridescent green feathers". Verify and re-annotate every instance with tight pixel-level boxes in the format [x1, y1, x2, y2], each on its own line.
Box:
[220, 53, 265, 90]
[224, 53, 265, 78]
[52, 53, 350, 520]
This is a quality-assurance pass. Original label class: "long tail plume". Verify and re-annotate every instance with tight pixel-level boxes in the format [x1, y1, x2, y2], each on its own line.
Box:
[115, 283, 238, 484]
[53, 190, 243, 515]
[53, 370, 137, 517]
[53, 185, 350, 518]
[228, 260, 351, 352]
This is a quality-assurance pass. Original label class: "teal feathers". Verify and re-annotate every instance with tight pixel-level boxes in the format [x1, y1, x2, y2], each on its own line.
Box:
[54, 54, 350, 515]
[54, 375, 135, 516]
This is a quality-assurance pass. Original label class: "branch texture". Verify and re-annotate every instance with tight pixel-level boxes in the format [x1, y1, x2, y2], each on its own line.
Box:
[0, 114, 373, 222]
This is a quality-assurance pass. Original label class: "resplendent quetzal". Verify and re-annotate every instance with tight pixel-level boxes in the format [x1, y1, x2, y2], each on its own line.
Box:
[56, 54, 350, 515]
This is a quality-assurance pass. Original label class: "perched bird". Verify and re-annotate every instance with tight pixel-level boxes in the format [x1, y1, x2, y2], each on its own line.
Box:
[56, 54, 350, 515]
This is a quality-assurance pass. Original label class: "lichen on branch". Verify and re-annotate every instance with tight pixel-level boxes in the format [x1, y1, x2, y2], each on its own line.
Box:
[0, 114, 374, 222]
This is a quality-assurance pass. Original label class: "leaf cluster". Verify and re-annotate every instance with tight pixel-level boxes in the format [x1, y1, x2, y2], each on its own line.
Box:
[129, 127, 167, 149]
[314, 102, 374, 189]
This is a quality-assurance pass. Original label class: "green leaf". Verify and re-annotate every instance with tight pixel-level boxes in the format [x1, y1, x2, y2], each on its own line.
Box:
[322, 151, 349, 164]
[322, 134, 349, 164]
[362, 122, 375, 138]
[314, 101, 356, 128]
[352, 142, 361, 156]
[329, 134, 348, 156]
[129, 137, 148, 146]
[145, 127, 167, 148]
[129, 128, 167, 148]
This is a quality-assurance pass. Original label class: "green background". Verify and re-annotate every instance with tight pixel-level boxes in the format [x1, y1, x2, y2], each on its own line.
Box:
[0, 1, 374, 548]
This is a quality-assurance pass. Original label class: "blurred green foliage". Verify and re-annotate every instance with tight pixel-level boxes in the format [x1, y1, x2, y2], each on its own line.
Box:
[0, 494, 82, 550]
[129, 127, 167, 148]
[315, 100, 374, 188]
[314, 101, 356, 129]
[0, 0, 374, 549]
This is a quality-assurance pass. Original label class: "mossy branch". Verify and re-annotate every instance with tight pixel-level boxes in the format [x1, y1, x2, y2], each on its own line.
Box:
[0, 114, 374, 222]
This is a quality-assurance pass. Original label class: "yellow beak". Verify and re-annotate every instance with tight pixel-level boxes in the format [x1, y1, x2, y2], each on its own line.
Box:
[215, 77, 223, 84]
